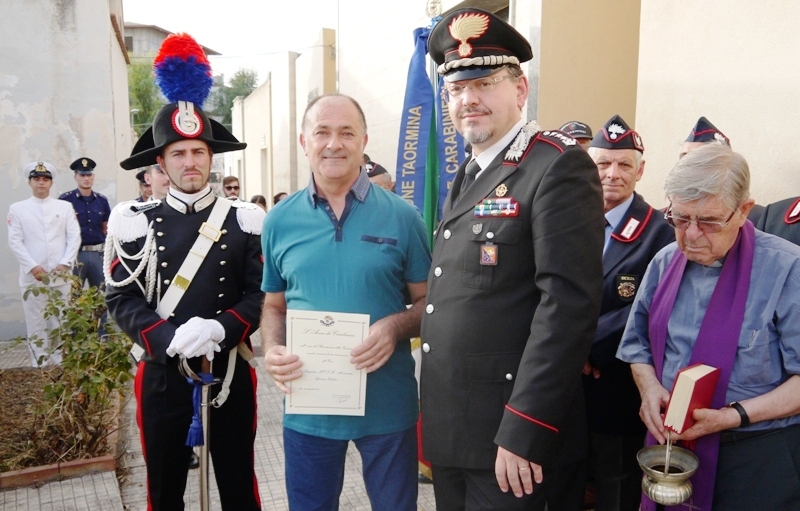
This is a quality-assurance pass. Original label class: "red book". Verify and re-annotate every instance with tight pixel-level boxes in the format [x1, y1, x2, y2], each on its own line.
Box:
[663, 363, 721, 434]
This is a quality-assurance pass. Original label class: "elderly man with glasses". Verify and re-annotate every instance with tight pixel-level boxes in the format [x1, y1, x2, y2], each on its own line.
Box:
[617, 143, 800, 511]
[420, 8, 605, 511]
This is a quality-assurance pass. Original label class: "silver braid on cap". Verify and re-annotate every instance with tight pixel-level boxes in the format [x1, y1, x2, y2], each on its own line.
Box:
[437, 55, 520, 75]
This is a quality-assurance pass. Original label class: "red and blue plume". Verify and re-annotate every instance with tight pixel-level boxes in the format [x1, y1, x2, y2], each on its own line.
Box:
[153, 33, 213, 107]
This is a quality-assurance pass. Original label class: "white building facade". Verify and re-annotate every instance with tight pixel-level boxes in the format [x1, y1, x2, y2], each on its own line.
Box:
[0, 0, 132, 339]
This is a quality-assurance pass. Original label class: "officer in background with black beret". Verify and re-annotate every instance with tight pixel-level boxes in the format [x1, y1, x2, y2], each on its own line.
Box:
[560, 121, 594, 150]
[583, 115, 674, 511]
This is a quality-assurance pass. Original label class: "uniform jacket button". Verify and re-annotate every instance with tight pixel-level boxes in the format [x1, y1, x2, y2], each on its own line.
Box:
[422, 343, 431, 353]
[157, 232, 164, 237]
[164, 279, 170, 285]
[218, 293, 224, 298]
[434, 267, 442, 277]
[221, 244, 227, 250]
[219, 277, 226, 282]
[220, 260, 226, 266]
[156, 218, 163, 223]
[425, 304, 434, 314]
[158, 246, 165, 251]
[505, 373, 513, 381]
[486, 232, 495, 240]
[443, 229, 452, 239]
[161, 262, 168, 268]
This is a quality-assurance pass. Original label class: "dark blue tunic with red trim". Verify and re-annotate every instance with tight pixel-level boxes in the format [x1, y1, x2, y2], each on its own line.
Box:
[105, 194, 263, 511]
[756, 195, 800, 246]
[106, 196, 263, 365]
[420, 125, 605, 470]
[583, 192, 674, 435]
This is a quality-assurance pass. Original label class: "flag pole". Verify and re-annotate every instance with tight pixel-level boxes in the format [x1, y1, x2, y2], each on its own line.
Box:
[423, 0, 443, 245]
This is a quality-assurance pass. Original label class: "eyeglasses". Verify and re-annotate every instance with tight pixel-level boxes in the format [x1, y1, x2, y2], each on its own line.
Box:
[441, 74, 515, 101]
[664, 204, 738, 234]
[224, 185, 240, 191]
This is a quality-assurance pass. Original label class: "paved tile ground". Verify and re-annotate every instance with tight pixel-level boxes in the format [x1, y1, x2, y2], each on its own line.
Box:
[1, 337, 437, 510]
[0, 341, 125, 511]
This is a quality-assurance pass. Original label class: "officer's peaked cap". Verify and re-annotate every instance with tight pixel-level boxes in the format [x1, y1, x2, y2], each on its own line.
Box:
[429, 8, 532, 82]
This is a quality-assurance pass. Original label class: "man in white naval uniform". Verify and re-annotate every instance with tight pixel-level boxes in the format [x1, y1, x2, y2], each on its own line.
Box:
[7, 161, 81, 366]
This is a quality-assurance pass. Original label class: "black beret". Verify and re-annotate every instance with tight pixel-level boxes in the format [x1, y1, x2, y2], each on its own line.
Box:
[135, 169, 147, 184]
[70, 157, 96, 174]
[429, 8, 532, 81]
[559, 121, 593, 140]
[589, 114, 644, 152]
[686, 117, 730, 145]
[366, 162, 389, 178]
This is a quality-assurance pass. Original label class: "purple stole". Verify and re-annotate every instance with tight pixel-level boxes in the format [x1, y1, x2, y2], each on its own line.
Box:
[642, 221, 755, 511]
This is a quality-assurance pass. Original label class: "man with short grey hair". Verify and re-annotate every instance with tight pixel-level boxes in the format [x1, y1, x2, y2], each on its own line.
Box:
[583, 115, 673, 511]
[617, 143, 800, 510]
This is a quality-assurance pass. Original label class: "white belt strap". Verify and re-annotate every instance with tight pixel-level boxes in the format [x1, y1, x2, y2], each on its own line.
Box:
[156, 198, 232, 319]
[210, 344, 257, 408]
[151, 197, 252, 408]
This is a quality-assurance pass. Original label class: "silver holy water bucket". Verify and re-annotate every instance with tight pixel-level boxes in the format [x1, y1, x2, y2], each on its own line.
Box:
[637, 444, 699, 505]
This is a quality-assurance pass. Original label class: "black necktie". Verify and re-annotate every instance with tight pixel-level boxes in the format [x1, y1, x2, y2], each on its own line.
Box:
[460, 159, 481, 196]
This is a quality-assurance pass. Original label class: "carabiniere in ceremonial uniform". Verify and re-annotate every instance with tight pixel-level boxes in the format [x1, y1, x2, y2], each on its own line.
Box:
[104, 33, 263, 511]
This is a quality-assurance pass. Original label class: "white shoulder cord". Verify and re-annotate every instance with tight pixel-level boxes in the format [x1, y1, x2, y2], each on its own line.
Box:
[104, 221, 159, 303]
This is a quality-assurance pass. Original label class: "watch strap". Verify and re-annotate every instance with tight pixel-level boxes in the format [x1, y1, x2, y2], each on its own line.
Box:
[728, 401, 750, 428]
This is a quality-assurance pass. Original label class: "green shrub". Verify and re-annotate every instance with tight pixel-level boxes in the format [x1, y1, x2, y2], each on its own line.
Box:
[1, 270, 133, 470]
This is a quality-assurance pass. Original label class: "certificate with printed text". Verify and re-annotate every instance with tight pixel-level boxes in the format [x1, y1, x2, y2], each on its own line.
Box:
[286, 310, 369, 416]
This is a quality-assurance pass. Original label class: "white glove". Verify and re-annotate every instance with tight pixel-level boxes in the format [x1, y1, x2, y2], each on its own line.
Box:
[194, 340, 222, 361]
[166, 317, 225, 360]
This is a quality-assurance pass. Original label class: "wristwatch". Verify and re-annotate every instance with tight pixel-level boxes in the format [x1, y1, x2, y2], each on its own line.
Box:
[728, 401, 750, 428]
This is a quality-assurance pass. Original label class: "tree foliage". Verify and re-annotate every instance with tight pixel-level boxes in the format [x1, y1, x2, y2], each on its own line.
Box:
[128, 58, 165, 137]
[210, 68, 259, 129]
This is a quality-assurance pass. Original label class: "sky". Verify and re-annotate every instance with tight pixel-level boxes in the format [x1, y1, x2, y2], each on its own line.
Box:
[124, 0, 339, 84]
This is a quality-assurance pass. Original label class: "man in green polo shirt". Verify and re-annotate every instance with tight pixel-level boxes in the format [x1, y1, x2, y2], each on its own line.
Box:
[260, 93, 431, 510]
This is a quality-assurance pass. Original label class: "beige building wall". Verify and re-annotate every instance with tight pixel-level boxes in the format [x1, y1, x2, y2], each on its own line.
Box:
[267, 53, 299, 196]
[636, 1, 800, 209]
[230, 96, 246, 192]
[295, 28, 337, 192]
[538, 0, 640, 131]
[233, 51, 304, 208]
[335, 0, 640, 178]
[337, 3, 434, 181]
[239, 78, 273, 202]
